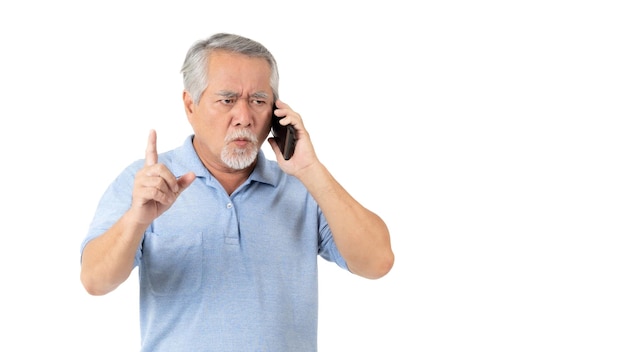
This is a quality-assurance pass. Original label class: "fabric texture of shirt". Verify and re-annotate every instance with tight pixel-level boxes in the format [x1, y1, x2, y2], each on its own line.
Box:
[80, 135, 348, 351]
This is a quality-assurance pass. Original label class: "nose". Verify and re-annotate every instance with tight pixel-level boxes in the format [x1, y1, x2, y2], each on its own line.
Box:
[231, 99, 253, 127]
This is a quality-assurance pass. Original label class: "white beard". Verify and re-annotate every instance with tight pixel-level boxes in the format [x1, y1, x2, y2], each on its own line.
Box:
[221, 129, 259, 170]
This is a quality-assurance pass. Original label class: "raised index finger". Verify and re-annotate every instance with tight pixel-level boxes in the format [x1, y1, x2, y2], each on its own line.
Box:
[145, 129, 158, 166]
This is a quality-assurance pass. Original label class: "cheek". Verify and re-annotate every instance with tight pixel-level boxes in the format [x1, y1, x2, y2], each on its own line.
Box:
[258, 119, 272, 138]
[187, 113, 204, 135]
[189, 105, 220, 129]
[188, 114, 219, 143]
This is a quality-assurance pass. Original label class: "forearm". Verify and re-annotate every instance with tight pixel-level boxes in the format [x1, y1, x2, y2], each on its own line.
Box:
[297, 162, 394, 279]
[80, 211, 146, 295]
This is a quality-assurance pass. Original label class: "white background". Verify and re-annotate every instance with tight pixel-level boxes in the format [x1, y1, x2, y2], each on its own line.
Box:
[1, 1, 624, 351]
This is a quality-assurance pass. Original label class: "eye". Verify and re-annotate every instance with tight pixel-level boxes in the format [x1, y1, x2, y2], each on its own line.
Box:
[221, 98, 234, 104]
[251, 99, 265, 106]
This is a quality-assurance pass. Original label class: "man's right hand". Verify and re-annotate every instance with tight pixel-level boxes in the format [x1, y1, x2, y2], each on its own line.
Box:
[130, 129, 196, 226]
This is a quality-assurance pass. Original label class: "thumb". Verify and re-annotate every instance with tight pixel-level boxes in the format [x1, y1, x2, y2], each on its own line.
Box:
[145, 129, 158, 166]
[177, 172, 196, 192]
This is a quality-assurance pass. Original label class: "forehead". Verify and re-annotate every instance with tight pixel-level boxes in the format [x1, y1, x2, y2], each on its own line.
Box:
[206, 50, 272, 83]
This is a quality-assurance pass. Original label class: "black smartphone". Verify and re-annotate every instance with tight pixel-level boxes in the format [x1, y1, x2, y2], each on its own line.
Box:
[271, 104, 296, 160]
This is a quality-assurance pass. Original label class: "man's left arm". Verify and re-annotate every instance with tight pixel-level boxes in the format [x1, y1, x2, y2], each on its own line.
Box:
[269, 100, 394, 278]
[298, 161, 394, 279]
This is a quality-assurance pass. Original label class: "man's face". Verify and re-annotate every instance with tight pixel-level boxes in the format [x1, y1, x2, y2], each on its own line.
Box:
[184, 50, 273, 171]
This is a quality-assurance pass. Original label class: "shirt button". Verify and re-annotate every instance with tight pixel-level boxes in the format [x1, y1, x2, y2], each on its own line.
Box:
[226, 203, 233, 209]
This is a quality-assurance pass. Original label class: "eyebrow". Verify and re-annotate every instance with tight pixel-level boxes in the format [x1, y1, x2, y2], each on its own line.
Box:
[216, 90, 239, 99]
[251, 92, 270, 100]
[215, 90, 270, 100]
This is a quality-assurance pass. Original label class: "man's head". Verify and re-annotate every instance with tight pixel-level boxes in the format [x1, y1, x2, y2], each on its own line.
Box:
[181, 33, 279, 106]
[181, 33, 279, 171]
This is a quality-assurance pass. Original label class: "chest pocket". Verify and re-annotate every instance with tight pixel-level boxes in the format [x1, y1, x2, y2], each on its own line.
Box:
[142, 231, 203, 296]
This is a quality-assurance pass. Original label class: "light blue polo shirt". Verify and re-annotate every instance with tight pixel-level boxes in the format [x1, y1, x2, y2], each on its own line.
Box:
[81, 135, 348, 351]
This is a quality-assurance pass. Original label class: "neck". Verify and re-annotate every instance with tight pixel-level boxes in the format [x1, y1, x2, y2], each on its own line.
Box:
[209, 165, 254, 195]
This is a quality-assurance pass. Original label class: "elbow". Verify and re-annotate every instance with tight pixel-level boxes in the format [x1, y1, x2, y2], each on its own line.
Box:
[81, 275, 105, 296]
[369, 251, 395, 279]
[80, 270, 115, 296]
[352, 250, 395, 280]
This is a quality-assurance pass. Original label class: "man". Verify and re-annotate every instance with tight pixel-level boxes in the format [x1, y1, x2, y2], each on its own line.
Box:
[80, 33, 394, 351]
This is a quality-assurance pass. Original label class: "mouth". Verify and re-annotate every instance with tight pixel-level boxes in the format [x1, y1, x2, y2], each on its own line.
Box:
[225, 129, 258, 149]
[231, 138, 250, 148]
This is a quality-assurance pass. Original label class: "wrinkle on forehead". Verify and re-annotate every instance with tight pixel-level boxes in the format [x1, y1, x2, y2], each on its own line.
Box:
[205, 51, 273, 101]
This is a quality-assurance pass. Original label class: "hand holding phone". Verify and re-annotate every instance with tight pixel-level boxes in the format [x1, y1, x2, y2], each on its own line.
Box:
[271, 105, 296, 160]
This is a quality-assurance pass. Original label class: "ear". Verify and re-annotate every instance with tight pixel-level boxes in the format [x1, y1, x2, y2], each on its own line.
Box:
[183, 90, 195, 116]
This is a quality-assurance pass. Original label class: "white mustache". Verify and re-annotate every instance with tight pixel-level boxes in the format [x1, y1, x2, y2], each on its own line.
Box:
[225, 129, 258, 144]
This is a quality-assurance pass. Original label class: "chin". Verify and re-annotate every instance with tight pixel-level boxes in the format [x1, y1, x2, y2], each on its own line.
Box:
[221, 147, 258, 170]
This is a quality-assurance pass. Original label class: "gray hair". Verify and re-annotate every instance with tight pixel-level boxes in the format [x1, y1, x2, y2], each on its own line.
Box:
[180, 33, 279, 104]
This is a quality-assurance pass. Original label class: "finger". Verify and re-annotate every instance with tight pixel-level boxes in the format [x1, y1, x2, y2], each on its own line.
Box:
[177, 172, 196, 193]
[137, 172, 178, 204]
[140, 171, 195, 205]
[145, 164, 181, 193]
[274, 100, 293, 116]
[273, 102, 292, 126]
[145, 129, 158, 166]
[275, 99, 290, 109]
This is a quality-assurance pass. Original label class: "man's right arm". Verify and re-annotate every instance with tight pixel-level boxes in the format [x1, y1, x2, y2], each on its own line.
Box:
[80, 210, 148, 295]
[80, 130, 195, 295]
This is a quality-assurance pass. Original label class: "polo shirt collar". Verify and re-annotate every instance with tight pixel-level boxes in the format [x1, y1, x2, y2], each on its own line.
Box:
[169, 135, 277, 187]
